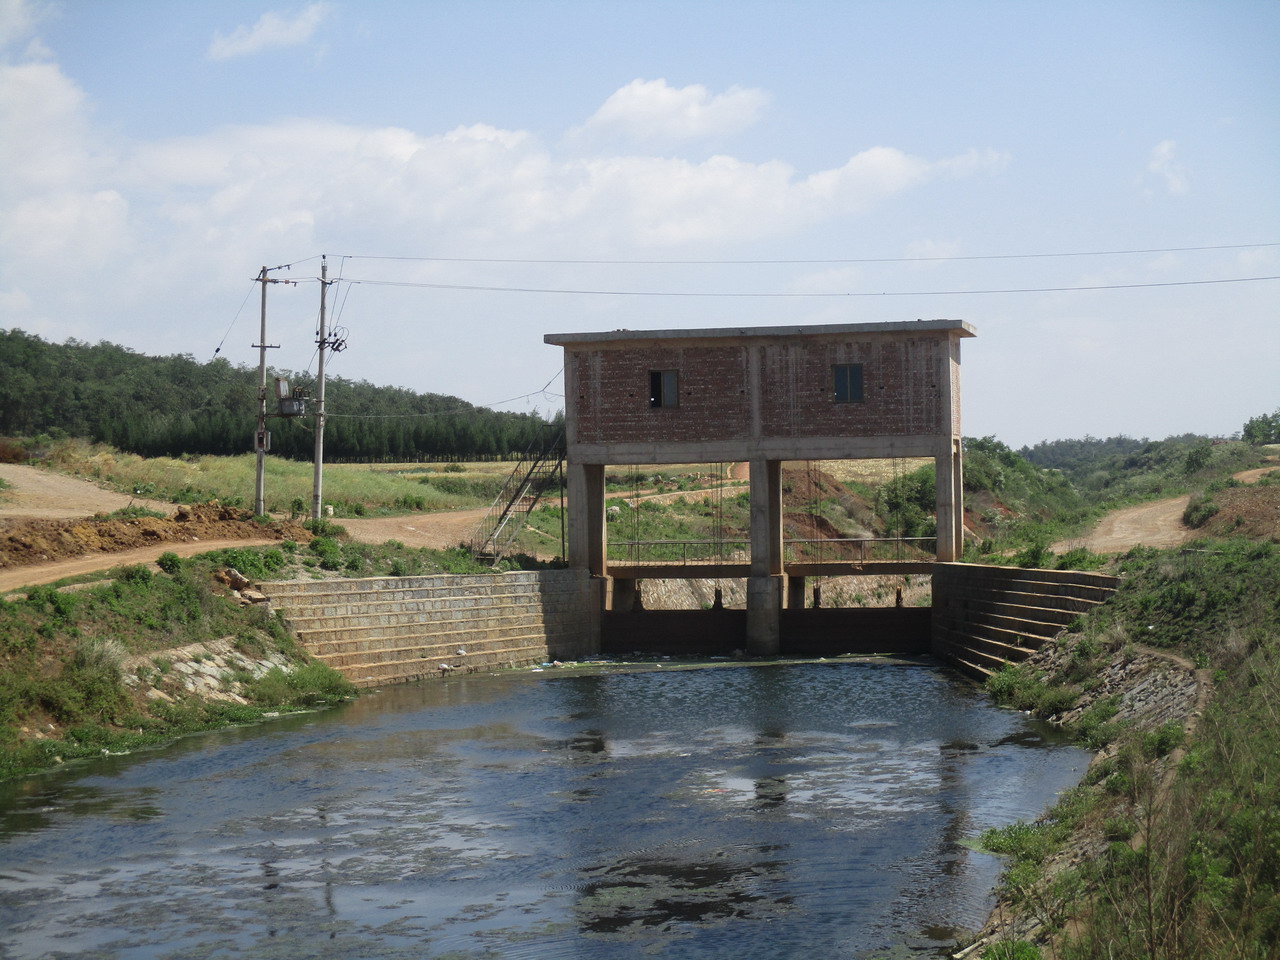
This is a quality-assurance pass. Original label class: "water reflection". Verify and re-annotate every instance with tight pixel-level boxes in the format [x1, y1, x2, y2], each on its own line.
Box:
[0, 660, 1088, 959]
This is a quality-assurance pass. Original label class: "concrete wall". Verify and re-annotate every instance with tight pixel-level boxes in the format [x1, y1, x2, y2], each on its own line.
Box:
[601, 607, 930, 657]
[932, 563, 1120, 680]
[261, 569, 602, 688]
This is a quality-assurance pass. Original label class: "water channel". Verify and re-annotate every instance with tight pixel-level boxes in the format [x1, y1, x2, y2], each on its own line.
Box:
[0, 659, 1087, 959]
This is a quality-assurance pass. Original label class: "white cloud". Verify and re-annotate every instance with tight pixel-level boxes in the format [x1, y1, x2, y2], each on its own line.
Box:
[1, 189, 130, 262]
[574, 78, 769, 143]
[0, 0, 45, 50]
[903, 238, 964, 262]
[0, 34, 1009, 391]
[1144, 139, 1188, 195]
[207, 3, 332, 61]
[0, 60, 98, 198]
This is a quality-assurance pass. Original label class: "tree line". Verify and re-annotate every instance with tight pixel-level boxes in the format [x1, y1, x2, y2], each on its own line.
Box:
[0, 329, 561, 461]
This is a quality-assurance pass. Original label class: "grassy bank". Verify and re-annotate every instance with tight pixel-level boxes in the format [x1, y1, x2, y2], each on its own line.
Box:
[975, 538, 1280, 960]
[0, 547, 359, 781]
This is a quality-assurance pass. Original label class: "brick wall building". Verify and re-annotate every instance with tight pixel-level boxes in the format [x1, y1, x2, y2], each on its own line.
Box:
[545, 319, 975, 652]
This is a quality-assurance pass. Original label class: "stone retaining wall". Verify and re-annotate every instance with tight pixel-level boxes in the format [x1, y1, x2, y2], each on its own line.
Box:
[932, 563, 1121, 679]
[260, 570, 602, 688]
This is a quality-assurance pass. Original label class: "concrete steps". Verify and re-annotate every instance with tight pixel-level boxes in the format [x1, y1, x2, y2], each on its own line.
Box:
[260, 571, 596, 688]
[932, 564, 1121, 680]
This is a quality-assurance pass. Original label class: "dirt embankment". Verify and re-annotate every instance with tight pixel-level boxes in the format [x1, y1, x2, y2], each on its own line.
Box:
[0, 465, 311, 592]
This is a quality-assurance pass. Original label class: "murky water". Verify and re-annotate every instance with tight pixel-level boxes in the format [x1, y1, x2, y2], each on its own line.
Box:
[0, 659, 1087, 959]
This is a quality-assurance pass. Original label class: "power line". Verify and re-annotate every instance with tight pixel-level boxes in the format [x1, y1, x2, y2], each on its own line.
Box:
[322, 368, 565, 421]
[343, 274, 1280, 299]
[212, 281, 258, 358]
[338, 241, 1279, 266]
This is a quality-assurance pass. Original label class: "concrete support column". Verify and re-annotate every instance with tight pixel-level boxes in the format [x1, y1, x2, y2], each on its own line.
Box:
[749, 459, 783, 576]
[567, 462, 607, 576]
[611, 577, 639, 612]
[747, 458, 783, 654]
[746, 576, 782, 655]
[787, 575, 806, 610]
[934, 439, 963, 562]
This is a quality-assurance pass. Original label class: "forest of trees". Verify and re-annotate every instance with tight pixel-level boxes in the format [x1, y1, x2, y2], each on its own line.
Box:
[0, 329, 561, 461]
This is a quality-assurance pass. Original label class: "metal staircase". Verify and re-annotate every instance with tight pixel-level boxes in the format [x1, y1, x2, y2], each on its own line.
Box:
[470, 434, 565, 563]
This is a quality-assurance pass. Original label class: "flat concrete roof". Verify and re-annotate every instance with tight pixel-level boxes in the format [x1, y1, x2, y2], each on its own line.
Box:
[545, 318, 976, 346]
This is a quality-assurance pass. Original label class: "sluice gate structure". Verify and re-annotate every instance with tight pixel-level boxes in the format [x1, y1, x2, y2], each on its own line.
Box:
[545, 320, 971, 659]
[264, 320, 1119, 686]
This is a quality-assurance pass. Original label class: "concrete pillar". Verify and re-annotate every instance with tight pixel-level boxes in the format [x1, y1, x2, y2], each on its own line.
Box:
[787, 575, 806, 610]
[612, 577, 639, 612]
[749, 459, 783, 576]
[567, 462, 607, 576]
[747, 458, 783, 654]
[952, 440, 965, 558]
[746, 576, 781, 655]
[935, 440, 963, 562]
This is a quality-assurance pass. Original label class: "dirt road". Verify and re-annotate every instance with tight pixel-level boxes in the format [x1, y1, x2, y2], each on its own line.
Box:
[0, 463, 171, 518]
[1052, 463, 1279, 555]
[0, 464, 288, 592]
[341, 508, 490, 551]
[1053, 495, 1193, 554]
[0, 538, 280, 594]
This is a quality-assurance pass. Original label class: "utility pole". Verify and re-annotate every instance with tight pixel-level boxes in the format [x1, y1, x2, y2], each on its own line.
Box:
[253, 266, 284, 516]
[312, 256, 331, 520]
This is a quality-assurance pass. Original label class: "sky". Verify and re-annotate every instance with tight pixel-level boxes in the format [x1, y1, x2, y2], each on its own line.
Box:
[1, 0, 1277, 450]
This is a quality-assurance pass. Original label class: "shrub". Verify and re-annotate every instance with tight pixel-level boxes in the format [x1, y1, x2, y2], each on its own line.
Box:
[983, 942, 1041, 960]
[309, 537, 343, 571]
[1075, 697, 1121, 749]
[244, 664, 355, 707]
[1054, 547, 1105, 571]
[1013, 540, 1050, 569]
[116, 564, 154, 586]
[303, 517, 346, 538]
[156, 552, 182, 575]
[1142, 720, 1185, 758]
[106, 505, 167, 520]
[981, 821, 1057, 865]
[198, 546, 287, 581]
[1182, 494, 1219, 528]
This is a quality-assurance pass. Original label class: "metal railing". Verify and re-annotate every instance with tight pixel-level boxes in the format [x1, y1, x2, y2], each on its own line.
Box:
[608, 536, 935, 565]
[470, 435, 564, 561]
[784, 537, 936, 563]
[610, 539, 751, 565]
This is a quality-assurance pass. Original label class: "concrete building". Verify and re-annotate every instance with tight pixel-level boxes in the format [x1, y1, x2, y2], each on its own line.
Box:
[544, 319, 975, 654]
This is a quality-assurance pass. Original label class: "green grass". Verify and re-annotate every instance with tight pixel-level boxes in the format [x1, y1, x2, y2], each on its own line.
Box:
[0, 549, 358, 781]
[40, 438, 501, 515]
[977, 537, 1280, 959]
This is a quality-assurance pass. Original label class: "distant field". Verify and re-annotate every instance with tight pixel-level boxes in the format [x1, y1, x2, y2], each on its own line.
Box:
[814, 458, 932, 485]
[42, 440, 501, 516]
[38, 442, 921, 519]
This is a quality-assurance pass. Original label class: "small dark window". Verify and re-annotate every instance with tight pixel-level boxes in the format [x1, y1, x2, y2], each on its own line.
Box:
[833, 363, 864, 403]
[650, 369, 679, 408]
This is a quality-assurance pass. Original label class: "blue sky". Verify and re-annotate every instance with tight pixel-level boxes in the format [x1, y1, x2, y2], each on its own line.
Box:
[2, 0, 1277, 448]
